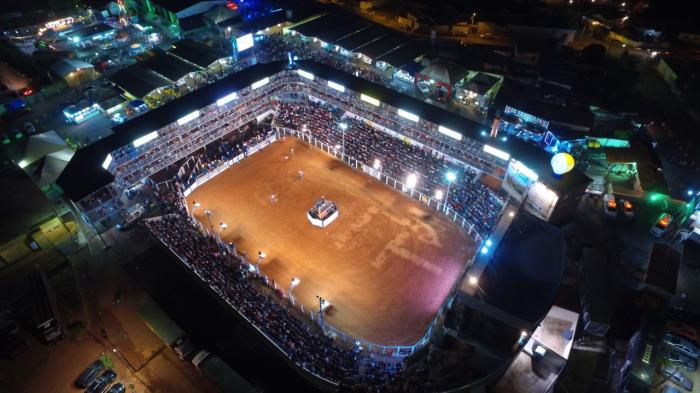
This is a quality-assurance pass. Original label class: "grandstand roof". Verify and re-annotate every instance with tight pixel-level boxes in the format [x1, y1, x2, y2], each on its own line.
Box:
[141, 52, 202, 81]
[354, 34, 408, 60]
[316, 19, 369, 44]
[109, 64, 173, 98]
[168, 39, 228, 68]
[58, 60, 590, 201]
[480, 211, 565, 324]
[375, 42, 431, 68]
[333, 25, 390, 52]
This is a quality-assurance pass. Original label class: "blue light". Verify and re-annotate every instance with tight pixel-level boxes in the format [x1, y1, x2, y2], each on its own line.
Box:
[486, 239, 492, 247]
[480, 246, 489, 254]
[689, 190, 694, 196]
[481, 130, 487, 136]
[501, 136, 508, 142]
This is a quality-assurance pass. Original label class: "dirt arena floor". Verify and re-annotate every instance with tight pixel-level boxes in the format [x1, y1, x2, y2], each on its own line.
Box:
[187, 138, 475, 345]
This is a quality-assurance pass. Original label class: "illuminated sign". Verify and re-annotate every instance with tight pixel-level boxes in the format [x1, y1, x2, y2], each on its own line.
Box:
[251, 77, 270, 90]
[235, 33, 254, 52]
[327, 81, 345, 92]
[133, 131, 158, 147]
[360, 94, 380, 106]
[438, 125, 462, 141]
[102, 154, 113, 170]
[642, 344, 653, 365]
[483, 145, 510, 161]
[297, 69, 314, 80]
[45, 17, 74, 29]
[177, 110, 200, 126]
[511, 160, 539, 181]
[216, 92, 238, 106]
[398, 109, 419, 122]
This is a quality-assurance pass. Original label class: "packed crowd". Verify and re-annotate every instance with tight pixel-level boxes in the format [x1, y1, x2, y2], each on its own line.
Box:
[274, 101, 506, 234]
[145, 206, 406, 390]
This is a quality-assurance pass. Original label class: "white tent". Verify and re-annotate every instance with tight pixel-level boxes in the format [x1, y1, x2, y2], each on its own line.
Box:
[20, 131, 74, 187]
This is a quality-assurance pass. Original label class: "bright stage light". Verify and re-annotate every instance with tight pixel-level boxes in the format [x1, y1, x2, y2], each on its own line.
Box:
[327, 81, 345, 92]
[405, 173, 418, 189]
[550, 152, 575, 175]
[480, 246, 489, 254]
[133, 131, 158, 147]
[438, 125, 462, 141]
[298, 69, 314, 80]
[177, 110, 200, 126]
[483, 144, 510, 160]
[486, 239, 492, 247]
[102, 154, 113, 169]
[398, 109, 419, 122]
[360, 94, 380, 106]
[216, 92, 238, 106]
[251, 77, 270, 90]
[468, 275, 478, 286]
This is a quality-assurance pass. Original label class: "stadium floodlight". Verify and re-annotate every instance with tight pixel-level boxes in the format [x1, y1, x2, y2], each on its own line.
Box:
[398, 109, 419, 122]
[486, 239, 493, 247]
[177, 110, 200, 126]
[434, 189, 444, 200]
[509, 211, 515, 218]
[446, 171, 457, 182]
[468, 275, 478, 286]
[298, 69, 314, 80]
[438, 125, 462, 141]
[216, 92, 238, 106]
[133, 131, 158, 147]
[480, 246, 489, 254]
[102, 154, 113, 170]
[405, 173, 418, 189]
[483, 145, 510, 161]
[360, 94, 380, 106]
[327, 80, 345, 92]
[251, 77, 270, 90]
[338, 122, 348, 130]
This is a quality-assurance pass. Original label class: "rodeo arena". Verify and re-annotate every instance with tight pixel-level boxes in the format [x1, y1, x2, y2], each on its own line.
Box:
[57, 57, 586, 392]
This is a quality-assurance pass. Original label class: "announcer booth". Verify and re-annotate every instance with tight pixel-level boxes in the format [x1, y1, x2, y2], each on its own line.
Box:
[502, 142, 591, 223]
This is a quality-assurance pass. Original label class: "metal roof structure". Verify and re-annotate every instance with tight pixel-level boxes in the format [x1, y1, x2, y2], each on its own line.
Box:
[315, 19, 369, 44]
[141, 52, 202, 81]
[375, 42, 432, 68]
[109, 64, 173, 98]
[353, 34, 408, 60]
[168, 39, 228, 68]
[333, 25, 391, 52]
[58, 60, 590, 201]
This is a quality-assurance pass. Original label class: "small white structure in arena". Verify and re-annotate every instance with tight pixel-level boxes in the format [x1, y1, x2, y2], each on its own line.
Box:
[307, 197, 339, 228]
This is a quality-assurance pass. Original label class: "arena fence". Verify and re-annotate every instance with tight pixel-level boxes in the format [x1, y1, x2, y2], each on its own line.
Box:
[173, 128, 483, 358]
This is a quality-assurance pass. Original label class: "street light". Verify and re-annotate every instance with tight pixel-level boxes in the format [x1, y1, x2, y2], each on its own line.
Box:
[316, 295, 326, 331]
[289, 277, 300, 305]
[444, 171, 457, 213]
[338, 122, 348, 155]
[203, 209, 214, 232]
[471, 12, 477, 25]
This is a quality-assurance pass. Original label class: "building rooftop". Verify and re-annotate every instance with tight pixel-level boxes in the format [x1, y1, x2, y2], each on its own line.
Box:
[64, 23, 115, 40]
[109, 64, 173, 98]
[168, 39, 228, 68]
[333, 25, 390, 53]
[141, 52, 201, 81]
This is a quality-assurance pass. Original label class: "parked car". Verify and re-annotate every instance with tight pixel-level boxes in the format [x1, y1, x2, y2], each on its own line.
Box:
[662, 349, 697, 371]
[75, 360, 105, 388]
[87, 369, 117, 393]
[651, 213, 673, 237]
[663, 333, 700, 359]
[660, 364, 693, 391]
[662, 384, 683, 393]
[620, 199, 634, 218]
[666, 321, 699, 343]
[107, 382, 125, 393]
[603, 194, 618, 218]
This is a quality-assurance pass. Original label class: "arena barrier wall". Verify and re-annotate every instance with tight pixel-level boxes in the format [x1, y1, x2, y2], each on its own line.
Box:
[169, 126, 483, 359]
